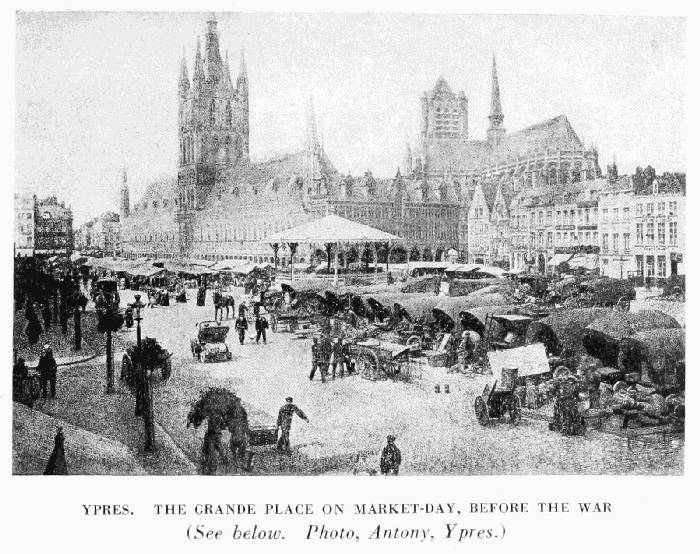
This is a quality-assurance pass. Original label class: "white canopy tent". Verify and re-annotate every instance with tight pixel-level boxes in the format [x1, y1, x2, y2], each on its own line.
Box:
[265, 214, 404, 286]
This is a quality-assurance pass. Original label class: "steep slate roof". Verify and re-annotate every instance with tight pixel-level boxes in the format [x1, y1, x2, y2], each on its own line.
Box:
[425, 114, 586, 173]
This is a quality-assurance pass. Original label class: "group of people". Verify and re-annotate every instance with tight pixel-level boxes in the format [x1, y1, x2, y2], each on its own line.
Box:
[309, 335, 355, 383]
[233, 302, 270, 345]
[13, 344, 58, 406]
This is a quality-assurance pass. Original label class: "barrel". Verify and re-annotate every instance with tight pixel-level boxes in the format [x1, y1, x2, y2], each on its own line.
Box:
[501, 367, 519, 390]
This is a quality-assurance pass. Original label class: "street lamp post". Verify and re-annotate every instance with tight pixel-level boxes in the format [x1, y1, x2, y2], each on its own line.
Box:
[132, 294, 155, 452]
[133, 294, 143, 416]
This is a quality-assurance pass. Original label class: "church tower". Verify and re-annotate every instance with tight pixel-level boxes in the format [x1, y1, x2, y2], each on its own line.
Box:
[119, 168, 129, 219]
[487, 55, 506, 147]
[177, 15, 250, 212]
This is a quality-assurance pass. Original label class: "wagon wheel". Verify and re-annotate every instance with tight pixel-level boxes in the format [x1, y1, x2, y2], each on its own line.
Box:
[120, 354, 133, 385]
[615, 296, 631, 312]
[27, 374, 41, 401]
[509, 395, 522, 425]
[359, 350, 380, 380]
[406, 335, 421, 352]
[474, 396, 489, 425]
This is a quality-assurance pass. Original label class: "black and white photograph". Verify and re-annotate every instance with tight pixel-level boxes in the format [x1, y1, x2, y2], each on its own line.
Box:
[12, 11, 686, 478]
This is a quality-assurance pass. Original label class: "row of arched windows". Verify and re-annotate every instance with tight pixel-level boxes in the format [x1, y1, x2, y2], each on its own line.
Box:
[209, 99, 234, 127]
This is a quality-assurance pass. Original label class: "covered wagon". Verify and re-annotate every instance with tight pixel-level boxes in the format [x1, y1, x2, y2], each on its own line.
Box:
[618, 329, 685, 391]
[582, 310, 681, 367]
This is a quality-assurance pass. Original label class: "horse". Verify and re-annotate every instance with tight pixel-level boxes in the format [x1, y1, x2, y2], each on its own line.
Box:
[213, 291, 235, 320]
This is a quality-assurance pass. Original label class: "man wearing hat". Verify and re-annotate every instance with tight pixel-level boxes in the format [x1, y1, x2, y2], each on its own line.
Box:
[380, 435, 402, 475]
[276, 397, 309, 455]
[38, 344, 57, 399]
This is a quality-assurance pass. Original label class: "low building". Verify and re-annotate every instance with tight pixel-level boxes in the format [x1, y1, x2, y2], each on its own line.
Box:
[34, 196, 73, 256]
[75, 212, 121, 256]
[14, 193, 35, 257]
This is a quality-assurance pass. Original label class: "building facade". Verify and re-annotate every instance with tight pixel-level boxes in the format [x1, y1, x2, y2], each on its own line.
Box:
[14, 193, 35, 257]
[121, 18, 608, 268]
[75, 212, 121, 255]
[631, 176, 685, 282]
[34, 196, 73, 256]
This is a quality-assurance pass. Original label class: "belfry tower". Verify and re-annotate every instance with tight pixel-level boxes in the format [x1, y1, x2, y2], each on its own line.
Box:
[176, 15, 249, 258]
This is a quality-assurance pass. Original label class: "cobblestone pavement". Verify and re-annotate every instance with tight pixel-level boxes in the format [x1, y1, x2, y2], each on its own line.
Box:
[120, 287, 683, 476]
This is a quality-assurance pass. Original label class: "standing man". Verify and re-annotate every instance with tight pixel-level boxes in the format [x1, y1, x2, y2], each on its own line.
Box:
[38, 344, 57, 399]
[276, 397, 309, 455]
[235, 314, 248, 345]
[331, 337, 345, 379]
[380, 435, 402, 475]
[318, 335, 332, 383]
[41, 302, 52, 331]
[255, 315, 269, 344]
[309, 337, 322, 382]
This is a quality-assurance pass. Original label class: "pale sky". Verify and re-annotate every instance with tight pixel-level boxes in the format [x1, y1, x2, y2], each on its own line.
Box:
[15, 12, 685, 224]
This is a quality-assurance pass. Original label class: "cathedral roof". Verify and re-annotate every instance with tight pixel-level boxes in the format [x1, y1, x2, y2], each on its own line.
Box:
[424, 114, 587, 174]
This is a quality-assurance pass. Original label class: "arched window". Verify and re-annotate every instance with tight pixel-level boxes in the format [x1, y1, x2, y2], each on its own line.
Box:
[209, 99, 216, 125]
[212, 137, 220, 163]
[225, 136, 231, 163]
[226, 101, 232, 126]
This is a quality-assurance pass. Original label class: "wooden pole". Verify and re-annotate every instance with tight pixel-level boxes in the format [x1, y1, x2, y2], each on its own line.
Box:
[334, 242, 339, 288]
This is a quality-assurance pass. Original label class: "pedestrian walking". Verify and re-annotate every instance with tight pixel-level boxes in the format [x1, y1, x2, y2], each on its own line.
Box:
[41, 302, 52, 331]
[276, 397, 308, 455]
[309, 337, 323, 382]
[235, 314, 248, 345]
[38, 344, 57, 399]
[380, 435, 402, 475]
[25, 302, 42, 345]
[44, 427, 68, 475]
[255, 315, 269, 344]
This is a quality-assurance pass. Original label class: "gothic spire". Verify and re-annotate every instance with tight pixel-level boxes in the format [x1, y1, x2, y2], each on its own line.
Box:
[306, 96, 319, 152]
[223, 50, 232, 84]
[490, 55, 503, 119]
[237, 47, 248, 93]
[193, 37, 205, 82]
[179, 47, 190, 96]
[487, 54, 505, 145]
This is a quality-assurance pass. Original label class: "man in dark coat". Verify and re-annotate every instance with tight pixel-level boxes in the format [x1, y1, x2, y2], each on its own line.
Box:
[41, 303, 52, 331]
[309, 337, 322, 382]
[276, 397, 308, 454]
[235, 314, 248, 345]
[380, 435, 402, 475]
[25, 303, 42, 345]
[38, 344, 57, 399]
[331, 338, 345, 379]
[318, 335, 332, 383]
[255, 315, 269, 344]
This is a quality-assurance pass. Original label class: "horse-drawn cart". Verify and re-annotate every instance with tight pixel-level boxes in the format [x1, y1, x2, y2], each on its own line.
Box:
[474, 376, 522, 425]
[348, 338, 416, 381]
[190, 321, 233, 363]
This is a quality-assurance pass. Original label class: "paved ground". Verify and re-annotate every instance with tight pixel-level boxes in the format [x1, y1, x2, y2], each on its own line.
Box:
[121, 287, 684, 476]
[13, 286, 684, 475]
